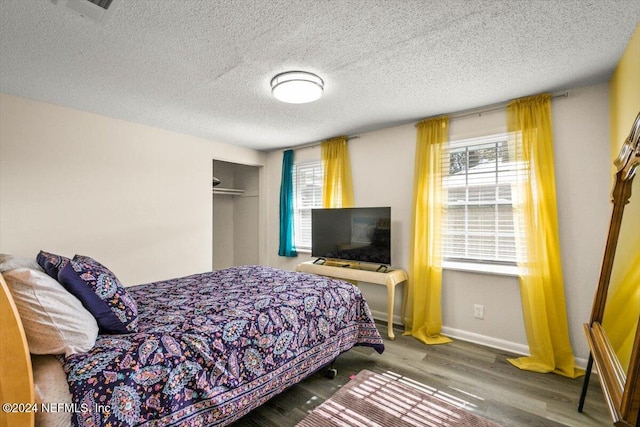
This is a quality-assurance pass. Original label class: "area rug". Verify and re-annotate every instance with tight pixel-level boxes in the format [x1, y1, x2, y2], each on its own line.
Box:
[296, 370, 503, 427]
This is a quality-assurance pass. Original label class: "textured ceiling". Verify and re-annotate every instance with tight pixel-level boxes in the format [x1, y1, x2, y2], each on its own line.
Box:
[1, 1, 639, 151]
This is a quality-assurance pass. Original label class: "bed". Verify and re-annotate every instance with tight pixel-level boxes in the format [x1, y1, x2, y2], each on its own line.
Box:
[0, 254, 385, 427]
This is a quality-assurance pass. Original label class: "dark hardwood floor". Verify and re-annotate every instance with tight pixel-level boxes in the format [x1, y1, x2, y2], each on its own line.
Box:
[231, 322, 611, 427]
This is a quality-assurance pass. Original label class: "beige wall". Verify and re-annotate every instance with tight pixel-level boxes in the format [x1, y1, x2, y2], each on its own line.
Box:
[264, 82, 611, 363]
[0, 94, 266, 285]
[0, 79, 613, 365]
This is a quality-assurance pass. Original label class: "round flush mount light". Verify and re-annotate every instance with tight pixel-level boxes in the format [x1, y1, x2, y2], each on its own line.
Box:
[270, 71, 324, 104]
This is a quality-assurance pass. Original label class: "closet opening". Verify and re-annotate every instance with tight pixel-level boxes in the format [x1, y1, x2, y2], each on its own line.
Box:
[212, 160, 260, 270]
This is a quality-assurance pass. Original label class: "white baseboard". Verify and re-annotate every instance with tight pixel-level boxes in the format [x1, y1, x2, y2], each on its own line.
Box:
[369, 314, 591, 371]
[574, 356, 590, 371]
[370, 310, 402, 326]
[440, 326, 531, 357]
[440, 326, 590, 370]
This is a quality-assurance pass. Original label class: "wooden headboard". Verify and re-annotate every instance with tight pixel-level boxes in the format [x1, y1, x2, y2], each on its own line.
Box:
[0, 272, 35, 427]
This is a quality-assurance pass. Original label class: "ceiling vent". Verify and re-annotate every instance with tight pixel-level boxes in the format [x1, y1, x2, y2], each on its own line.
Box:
[54, 0, 119, 24]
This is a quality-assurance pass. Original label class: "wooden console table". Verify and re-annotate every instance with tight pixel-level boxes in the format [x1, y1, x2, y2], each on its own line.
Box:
[296, 261, 408, 340]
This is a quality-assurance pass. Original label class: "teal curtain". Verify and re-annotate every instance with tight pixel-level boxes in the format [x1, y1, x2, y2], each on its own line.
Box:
[278, 150, 298, 257]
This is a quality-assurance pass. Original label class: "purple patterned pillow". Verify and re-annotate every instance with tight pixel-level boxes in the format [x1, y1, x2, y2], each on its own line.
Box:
[36, 250, 70, 280]
[58, 255, 138, 334]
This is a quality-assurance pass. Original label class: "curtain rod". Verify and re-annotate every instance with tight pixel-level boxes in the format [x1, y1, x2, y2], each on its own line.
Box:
[283, 135, 360, 152]
[415, 91, 569, 125]
[282, 92, 568, 150]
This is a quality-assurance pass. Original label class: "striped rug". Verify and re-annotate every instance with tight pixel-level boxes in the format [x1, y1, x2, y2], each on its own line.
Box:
[296, 370, 503, 427]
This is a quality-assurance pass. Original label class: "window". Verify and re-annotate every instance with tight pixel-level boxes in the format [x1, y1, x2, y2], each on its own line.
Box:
[442, 134, 517, 265]
[292, 161, 323, 251]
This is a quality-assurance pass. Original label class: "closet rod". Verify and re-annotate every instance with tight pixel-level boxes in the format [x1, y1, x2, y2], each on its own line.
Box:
[416, 91, 569, 125]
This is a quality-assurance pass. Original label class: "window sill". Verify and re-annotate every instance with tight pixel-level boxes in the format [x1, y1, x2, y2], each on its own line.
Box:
[442, 260, 519, 277]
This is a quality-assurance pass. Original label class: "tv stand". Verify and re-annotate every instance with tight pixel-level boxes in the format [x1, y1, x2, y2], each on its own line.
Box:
[296, 260, 408, 340]
[376, 264, 389, 273]
[312, 258, 351, 268]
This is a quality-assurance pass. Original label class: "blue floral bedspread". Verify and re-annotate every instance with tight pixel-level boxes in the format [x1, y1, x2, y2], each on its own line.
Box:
[62, 265, 384, 426]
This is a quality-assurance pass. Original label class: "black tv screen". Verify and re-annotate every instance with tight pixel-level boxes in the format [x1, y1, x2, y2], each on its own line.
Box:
[311, 207, 391, 265]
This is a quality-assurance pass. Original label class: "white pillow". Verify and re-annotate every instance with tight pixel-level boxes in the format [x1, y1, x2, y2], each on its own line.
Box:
[3, 268, 99, 356]
[32, 355, 73, 427]
[0, 254, 43, 273]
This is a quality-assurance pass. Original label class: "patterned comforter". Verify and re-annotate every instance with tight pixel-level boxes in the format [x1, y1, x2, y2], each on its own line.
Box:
[62, 265, 384, 426]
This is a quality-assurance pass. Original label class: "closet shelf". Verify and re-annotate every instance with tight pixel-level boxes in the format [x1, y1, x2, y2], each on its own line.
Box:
[212, 187, 245, 196]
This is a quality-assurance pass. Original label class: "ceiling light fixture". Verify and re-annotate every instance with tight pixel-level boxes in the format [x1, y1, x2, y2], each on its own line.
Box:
[270, 71, 324, 104]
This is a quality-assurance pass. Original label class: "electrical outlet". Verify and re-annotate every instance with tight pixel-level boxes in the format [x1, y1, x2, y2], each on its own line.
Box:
[474, 304, 484, 319]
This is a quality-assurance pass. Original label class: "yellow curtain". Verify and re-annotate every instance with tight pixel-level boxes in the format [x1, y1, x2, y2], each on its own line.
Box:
[404, 116, 452, 345]
[507, 94, 580, 378]
[321, 136, 354, 208]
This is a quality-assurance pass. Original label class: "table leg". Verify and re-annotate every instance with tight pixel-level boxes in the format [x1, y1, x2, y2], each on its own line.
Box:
[386, 282, 395, 340]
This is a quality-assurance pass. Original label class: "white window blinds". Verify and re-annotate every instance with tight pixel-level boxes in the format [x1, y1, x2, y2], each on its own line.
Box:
[293, 161, 323, 251]
[442, 134, 517, 264]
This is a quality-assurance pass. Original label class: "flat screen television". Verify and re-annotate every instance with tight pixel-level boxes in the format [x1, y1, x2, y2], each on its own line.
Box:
[311, 207, 391, 266]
